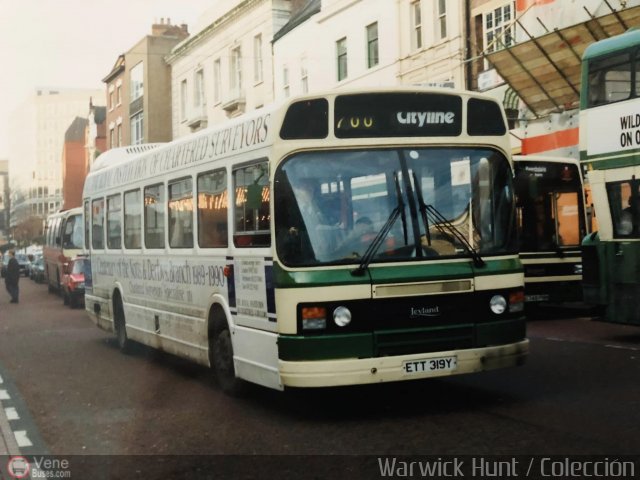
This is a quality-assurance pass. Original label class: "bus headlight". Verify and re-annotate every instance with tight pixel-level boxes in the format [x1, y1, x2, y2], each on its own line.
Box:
[302, 307, 326, 331]
[573, 264, 583, 275]
[333, 306, 352, 327]
[489, 295, 507, 314]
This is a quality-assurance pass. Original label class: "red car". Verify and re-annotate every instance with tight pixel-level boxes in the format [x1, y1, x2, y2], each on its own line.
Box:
[62, 256, 89, 308]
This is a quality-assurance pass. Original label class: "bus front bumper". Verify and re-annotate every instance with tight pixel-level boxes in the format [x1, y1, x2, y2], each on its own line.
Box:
[279, 339, 529, 388]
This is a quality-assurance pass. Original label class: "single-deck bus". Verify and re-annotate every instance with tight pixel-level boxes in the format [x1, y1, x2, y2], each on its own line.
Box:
[83, 88, 528, 393]
[513, 156, 587, 307]
[581, 29, 640, 325]
[44, 207, 84, 293]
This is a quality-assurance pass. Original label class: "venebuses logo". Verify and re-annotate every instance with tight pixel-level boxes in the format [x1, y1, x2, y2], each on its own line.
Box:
[410, 306, 441, 318]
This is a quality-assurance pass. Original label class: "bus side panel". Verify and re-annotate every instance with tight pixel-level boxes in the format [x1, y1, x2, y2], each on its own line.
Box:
[232, 325, 281, 390]
[602, 241, 640, 325]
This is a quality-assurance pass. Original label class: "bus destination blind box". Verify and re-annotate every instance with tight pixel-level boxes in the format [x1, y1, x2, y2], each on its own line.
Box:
[335, 93, 463, 138]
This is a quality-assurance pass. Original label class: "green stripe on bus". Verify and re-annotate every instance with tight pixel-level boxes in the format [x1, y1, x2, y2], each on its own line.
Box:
[273, 257, 521, 288]
[580, 149, 640, 168]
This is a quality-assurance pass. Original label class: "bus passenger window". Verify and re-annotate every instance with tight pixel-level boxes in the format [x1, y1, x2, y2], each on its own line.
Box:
[198, 170, 228, 248]
[233, 163, 270, 248]
[144, 184, 165, 249]
[107, 194, 122, 249]
[92, 198, 105, 250]
[124, 190, 142, 249]
[168, 178, 194, 248]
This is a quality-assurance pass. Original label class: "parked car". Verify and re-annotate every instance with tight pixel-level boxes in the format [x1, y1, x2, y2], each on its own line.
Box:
[28, 253, 43, 279]
[15, 253, 31, 276]
[61, 256, 88, 308]
[30, 257, 45, 283]
[0, 253, 30, 278]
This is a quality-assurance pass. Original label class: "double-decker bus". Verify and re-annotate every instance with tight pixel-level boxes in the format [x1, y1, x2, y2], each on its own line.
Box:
[82, 88, 528, 393]
[43, 207, 84, 293]
[513, 156, 588, 307]
[581, 28, 640, 325]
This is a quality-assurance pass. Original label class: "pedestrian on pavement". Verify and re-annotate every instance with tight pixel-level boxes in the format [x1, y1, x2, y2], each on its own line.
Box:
[5, 250, 20, 303]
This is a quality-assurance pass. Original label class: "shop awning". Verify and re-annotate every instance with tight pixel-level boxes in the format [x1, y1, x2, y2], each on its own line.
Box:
[484, 5, 640, 117]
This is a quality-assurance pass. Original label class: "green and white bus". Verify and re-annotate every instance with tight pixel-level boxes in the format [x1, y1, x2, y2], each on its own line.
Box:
[581, 29, 640, 325]
[82, 88, 528, 393]
[513, 155, 587, 307]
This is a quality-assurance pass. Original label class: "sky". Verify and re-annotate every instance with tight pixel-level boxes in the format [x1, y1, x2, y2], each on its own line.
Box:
[0, 0, 220, 158]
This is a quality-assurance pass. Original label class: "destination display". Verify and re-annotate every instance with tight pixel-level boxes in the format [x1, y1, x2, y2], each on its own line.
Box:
[334, 93, 463, 138]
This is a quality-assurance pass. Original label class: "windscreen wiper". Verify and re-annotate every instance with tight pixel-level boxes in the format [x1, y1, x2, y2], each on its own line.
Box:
[422, 202, 485, 268]
[352, 172, 405, 276]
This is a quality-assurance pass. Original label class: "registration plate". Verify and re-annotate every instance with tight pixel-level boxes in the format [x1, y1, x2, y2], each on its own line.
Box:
[403, 356, 457, 374]
[525, 294, 550, 302]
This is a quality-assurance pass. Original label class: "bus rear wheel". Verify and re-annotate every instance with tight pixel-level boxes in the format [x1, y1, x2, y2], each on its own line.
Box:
[211, 326, 245, 395]
[113, 296, 130, 353]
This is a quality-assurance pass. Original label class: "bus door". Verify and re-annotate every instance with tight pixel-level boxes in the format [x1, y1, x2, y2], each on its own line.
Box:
[228, 162, 276, 329]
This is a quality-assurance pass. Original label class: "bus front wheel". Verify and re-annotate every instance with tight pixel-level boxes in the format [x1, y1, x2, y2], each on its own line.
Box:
[113, 296, 130, 354]
[211, 322, 245, 395]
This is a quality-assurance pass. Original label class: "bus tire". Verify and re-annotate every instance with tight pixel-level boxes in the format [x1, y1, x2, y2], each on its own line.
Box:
[210, 315, 246, 395]
[113, 294, 130, 354]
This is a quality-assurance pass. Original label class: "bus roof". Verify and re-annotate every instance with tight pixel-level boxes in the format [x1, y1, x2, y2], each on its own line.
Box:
[582, 28, 640, 61]
[90, 144, 165, 172]
[83, 86, 507, 197]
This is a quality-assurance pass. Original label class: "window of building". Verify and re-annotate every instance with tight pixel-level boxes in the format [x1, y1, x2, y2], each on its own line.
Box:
[107, 194, 122, 249]
[485, 2, 515, 53]
[180, 79, 188, 120]
[194, 69, 205, 109]
[300, 57, 309, 94]
[411, 1, 422, 50]
[92, 198, 105, 250]
[130, 62, 144, 101]
[109, 90, 114, 110]
[366, 22, 379, 69]
[117, 124, 122, 147]
[337, 37, 348, 81]
[109, 128, 115, 149]
[198, 169, 228, 248]
[131, 112, 143, 145]
[233, 162, 270, 247]
[124, 189, 142, 249]
[254, 34, 263, 84]
[437, 0, 447, 39]
[116, 85, 122, 105]
[283, 65, 290, 97]
[213, 59, 221, 104]
[168, 178, 194, 248]
[144, 184, 165, 249]
[230, 46, 242, 92]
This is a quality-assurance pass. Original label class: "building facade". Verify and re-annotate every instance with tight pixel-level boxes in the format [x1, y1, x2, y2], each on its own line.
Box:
[167, 0, 293, 139]
[61, 117, 89, 210]
[468, 0, 640, 156]
[7, 87, 104, 229]
[103, 19, 189, 150]
[273, 0, 466, 99]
